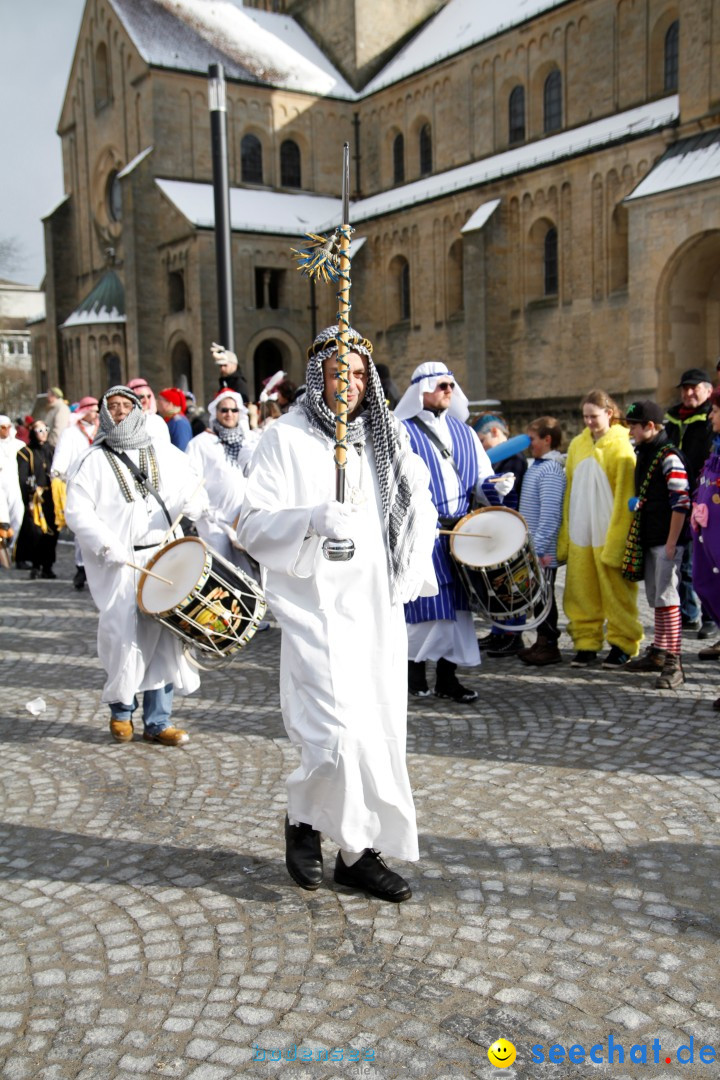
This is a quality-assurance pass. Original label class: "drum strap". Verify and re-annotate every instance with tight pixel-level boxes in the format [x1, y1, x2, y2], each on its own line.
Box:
[102, 447, 173, 527]
[407, 417, 463, 479]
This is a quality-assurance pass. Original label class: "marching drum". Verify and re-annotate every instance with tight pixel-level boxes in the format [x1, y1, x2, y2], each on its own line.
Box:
[449, 506, 551, 630]
[137, 536, 266, 659]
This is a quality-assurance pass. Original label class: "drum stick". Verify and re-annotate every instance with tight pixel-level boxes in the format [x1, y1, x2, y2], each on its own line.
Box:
[159, 476, 206, 548]
[126, 561, 174, 585]
[437, 529, 491, 538]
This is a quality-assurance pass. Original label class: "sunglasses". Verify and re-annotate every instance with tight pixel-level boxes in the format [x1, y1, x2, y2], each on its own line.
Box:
[218, 407, 239, 414]
[436, 381, 455, 391]
[34, 426, 48, 433]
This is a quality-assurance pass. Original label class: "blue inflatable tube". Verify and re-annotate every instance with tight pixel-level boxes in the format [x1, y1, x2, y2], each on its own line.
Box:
[486, 433, 531, 464]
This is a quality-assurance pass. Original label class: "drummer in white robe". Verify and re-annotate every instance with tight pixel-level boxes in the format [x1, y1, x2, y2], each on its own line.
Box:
[395, 364, 515, 701]
[187, 390, 256, 562]
[65, 386, 207, 746]
[238, 325, 438, 903]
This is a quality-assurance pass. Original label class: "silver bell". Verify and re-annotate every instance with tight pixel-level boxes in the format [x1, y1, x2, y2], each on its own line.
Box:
[322, 538, 355, 562]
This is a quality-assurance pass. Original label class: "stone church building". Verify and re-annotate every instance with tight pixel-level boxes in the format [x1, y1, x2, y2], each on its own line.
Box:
[34, 0, 720, 422]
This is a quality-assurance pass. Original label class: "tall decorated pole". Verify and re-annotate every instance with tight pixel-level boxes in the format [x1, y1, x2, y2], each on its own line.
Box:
[292, 142, 355, 561]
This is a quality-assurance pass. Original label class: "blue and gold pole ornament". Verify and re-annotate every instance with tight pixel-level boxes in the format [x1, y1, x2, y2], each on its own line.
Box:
[292, 142, 355, 562]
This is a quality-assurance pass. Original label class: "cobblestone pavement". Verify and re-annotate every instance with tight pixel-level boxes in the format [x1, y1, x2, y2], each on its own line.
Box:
[1, 542, 719, 1080]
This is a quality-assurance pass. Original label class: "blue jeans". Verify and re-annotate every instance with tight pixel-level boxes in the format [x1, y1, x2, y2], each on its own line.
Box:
[110, 684, 174, 735]
[679, 544, 701, 622]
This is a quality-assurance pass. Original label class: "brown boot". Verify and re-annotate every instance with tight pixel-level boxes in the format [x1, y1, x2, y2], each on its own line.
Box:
[520, 639, 562, 666]
[625, 645, 666, 672]
[655, 653, 684, 689]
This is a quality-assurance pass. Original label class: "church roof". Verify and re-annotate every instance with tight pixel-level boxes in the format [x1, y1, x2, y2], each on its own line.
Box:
[108, 0, 356, 98]
[156, 179, 340, 235]
[626, 127, 720, 202]
[364, 0, 570, 93]
[61, 269, 126, 329]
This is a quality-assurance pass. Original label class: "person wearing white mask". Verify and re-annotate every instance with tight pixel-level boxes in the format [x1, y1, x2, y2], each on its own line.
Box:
[395, 362, 515, 702]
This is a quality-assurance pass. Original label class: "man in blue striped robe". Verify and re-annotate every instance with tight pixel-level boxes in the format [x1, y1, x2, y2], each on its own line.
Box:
[395, 363, 514, 702]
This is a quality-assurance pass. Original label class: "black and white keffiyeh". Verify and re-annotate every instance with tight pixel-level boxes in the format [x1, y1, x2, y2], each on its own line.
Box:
[209, 390, 247, 468]
[94, 386, 151, 451]
[303, 324, 420, 592]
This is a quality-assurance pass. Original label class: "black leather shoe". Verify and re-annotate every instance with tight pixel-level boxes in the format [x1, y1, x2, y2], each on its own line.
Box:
[334, 850, 412, 903]
[285, 815, 322, 890]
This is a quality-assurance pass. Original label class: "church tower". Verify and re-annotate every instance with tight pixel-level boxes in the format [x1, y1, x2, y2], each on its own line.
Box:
[245, 0, 445, 90]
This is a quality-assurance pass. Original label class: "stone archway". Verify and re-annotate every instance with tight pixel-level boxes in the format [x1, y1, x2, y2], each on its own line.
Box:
[253, 340, 285, 396]
[657, 230, 720, 402]
[246, 329, 303, 398]
[171, 340, 192, 392]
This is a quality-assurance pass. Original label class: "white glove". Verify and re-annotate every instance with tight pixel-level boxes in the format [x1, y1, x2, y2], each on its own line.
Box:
[210, 341, 238, 367]
[310, 500, 360, 540]
[397, 571, 425, 604]
[101, 539, 128, 566]
[493, 472, 515, 498]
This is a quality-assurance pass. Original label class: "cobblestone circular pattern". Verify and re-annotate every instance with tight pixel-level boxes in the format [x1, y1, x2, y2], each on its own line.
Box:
[1, 544, 719, 1079]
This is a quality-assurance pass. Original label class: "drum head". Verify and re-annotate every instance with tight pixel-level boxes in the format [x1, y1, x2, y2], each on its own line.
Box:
[451, 508, 527, 569]
[139, 537, 208, 615]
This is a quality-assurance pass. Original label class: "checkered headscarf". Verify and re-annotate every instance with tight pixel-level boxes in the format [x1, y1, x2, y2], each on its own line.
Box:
[302, 325, 420, 593]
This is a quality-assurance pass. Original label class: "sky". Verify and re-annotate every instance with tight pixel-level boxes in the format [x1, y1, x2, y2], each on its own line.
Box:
[0, 0, 86, 286]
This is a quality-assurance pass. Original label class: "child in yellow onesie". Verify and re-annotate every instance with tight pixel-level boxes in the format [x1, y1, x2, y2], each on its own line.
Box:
[557, 390, 643, 667]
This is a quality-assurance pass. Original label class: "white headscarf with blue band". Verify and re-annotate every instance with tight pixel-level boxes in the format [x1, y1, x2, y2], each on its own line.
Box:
[394, 361, 470, 423]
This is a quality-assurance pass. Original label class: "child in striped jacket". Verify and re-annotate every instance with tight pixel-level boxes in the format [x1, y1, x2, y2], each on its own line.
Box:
[517, 416, 566, 666]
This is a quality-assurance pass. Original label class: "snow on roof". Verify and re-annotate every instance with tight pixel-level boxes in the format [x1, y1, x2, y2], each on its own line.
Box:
[62, 270, 126, 329]
[461, 199, 501, 234]
[364, 0, 568, 94]
[118, 146, 154, 178]
[329, 95, 679, 226]
[625, 127, 720, 202]
[156, 178, 341, 235]
[109, 0, 356, 98]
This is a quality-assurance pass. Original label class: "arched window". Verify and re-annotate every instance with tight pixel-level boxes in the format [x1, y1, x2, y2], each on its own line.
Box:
[171, 341, 192, 392]
[664, 20, 679, 92]
[544, 227, 558, 295]
[393, 133, 405, 185]
[419, 124, 432, 176]
[401, 260, 411, 319]
[543, 69, 562, 133]
[168, 271, 185, 313]
[509, 85, 526, 144]
[280, 140, 301, 188]
[241, 134, 263, 184]
[447, 239, 464, 316]
[94, 42, 111, 109]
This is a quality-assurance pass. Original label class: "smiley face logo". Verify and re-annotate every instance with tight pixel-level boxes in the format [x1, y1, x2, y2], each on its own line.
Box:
[487, 1039, 517, 1068]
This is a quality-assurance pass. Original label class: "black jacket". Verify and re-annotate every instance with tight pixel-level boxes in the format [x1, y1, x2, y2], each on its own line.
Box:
[634, 431, 688, 549]
[218, 370, 248, 400]
[664, 401, 712, 490]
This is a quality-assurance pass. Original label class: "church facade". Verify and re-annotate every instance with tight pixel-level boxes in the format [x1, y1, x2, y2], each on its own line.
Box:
[34, 0, 720, 422]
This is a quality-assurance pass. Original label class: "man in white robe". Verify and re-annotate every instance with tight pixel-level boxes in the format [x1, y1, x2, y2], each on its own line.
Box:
[65, 386, 207, 746]
[187, 390, 256, 562]
[52, 396, 99, 590]
[395, 364, 514, 701]
[238, 325, 437, 903]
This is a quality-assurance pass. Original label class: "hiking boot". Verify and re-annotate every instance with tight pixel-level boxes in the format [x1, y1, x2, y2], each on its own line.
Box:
[571, 650, 597, 667]
[110, 718, 134, 743]
[519, 639, 562, 666]
[625, 645, 666, 672]
[143, 726, 190, 746]
[602, 645, 631, 668]
[698, 639, 720, 660]
[655, 653, 684, 689]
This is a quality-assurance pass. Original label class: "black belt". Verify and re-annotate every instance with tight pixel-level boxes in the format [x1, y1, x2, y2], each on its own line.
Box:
[133, 542, 161, 551]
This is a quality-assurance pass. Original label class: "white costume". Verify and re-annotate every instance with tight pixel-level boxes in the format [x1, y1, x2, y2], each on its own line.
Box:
[238, 408, 437, 861]
[187, 392, 256, 563]
[0, 419, 23, 538]
[52, 422, 95, 481]
[65, 439, 207, 705]
[143, 411, 170, 445]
